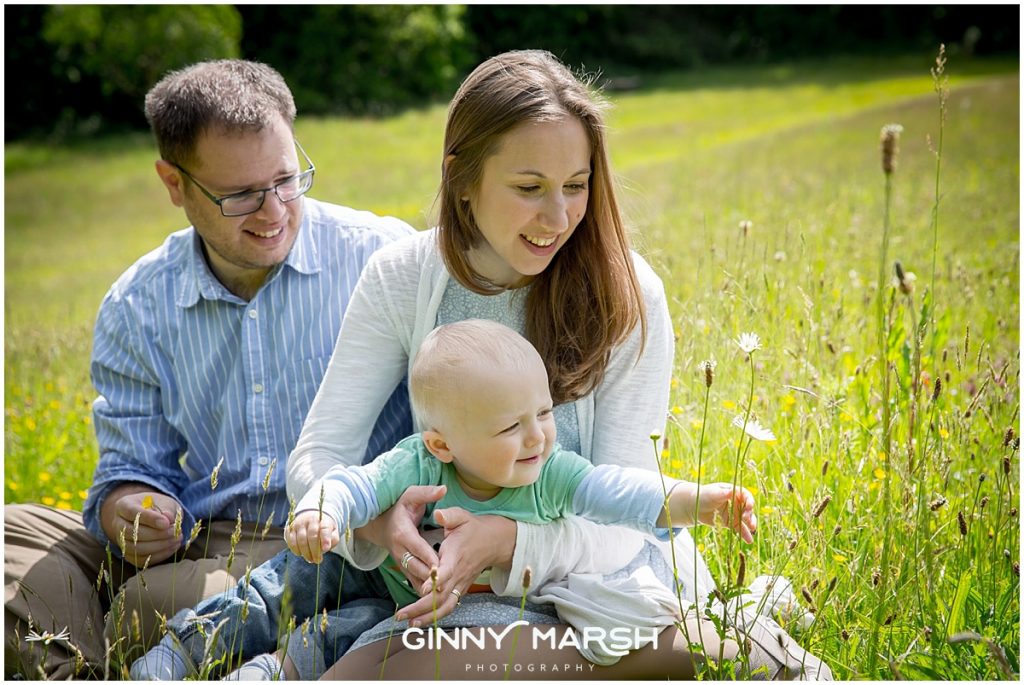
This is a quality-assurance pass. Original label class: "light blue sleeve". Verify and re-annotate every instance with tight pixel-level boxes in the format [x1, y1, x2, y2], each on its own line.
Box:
[571, 464, 682, 540]
[294, 464, 381, 532]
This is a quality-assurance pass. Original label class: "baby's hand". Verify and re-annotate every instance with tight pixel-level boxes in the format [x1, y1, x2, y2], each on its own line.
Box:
[285, 510, 339, 563]
[696, 482, 757, 543]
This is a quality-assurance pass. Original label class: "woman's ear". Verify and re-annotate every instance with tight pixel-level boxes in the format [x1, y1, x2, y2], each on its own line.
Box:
[422, 430, 455, 463]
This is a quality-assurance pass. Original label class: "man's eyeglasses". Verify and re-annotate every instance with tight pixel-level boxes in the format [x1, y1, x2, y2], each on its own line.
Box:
[173, 141, 315, 217]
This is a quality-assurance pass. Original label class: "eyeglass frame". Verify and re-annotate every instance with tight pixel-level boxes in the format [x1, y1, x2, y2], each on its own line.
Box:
[172, 140, 316, 217]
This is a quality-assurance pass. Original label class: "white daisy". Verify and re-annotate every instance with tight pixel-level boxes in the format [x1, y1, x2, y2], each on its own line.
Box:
[736, 332, 762, 354]
[732, 415, 777, 442]
[25, 627, 70, 645]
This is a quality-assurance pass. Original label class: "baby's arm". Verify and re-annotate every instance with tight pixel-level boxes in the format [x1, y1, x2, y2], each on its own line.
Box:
[572, 464, 756, 542]
[288, 464, 383, 564]
[662, 481, 757, 543]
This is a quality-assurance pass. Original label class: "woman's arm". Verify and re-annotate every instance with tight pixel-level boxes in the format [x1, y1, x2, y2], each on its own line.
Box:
[591, 253, 675, 470]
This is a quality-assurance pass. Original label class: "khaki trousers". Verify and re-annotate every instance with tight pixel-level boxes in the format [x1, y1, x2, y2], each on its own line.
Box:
[4, 503, 287, 679]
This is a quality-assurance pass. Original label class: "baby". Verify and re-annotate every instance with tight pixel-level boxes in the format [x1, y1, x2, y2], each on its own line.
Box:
[133, 319, 757, 679]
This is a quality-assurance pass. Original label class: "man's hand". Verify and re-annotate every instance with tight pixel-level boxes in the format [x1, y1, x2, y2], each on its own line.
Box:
[99, 484, 182, 567]
[397, 508, 516, 627]
[285, 510, 339, 563]
[356, 485, 445, 589]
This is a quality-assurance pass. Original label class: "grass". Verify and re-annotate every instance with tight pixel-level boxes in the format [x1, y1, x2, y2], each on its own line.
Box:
[5, 53, 1019, 679]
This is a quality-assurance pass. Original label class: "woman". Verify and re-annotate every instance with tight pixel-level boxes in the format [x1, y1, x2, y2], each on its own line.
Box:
[287, 50, 829, 679]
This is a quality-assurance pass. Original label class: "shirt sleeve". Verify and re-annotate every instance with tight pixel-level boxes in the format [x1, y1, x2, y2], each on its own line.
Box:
[590, 253, 674, 471]
[82, 294, 195, 551]
[572, 464, 682, 538]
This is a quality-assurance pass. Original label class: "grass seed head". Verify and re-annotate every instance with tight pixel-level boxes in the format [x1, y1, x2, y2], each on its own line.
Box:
[812, 495, 832, 518]
[700, 359, 716, 387]
[932, 376, 942, 401]
[1003, 427, 1016, 447]
[957, 511, 968, 536]
[929, 495, 947, 511]
[822, 460, 829, 477]
[880, 124, 904, 175]
[872, 568, 881, 586]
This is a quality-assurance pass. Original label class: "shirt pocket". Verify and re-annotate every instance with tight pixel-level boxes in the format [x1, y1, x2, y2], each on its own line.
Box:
[283, 354, 332, 448]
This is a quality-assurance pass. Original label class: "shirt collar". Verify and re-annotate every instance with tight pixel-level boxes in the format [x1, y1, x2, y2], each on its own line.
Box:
[176, 201, 321, 308]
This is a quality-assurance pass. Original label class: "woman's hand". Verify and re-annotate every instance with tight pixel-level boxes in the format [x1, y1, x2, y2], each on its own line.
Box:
[396, 508, 516, 626]
[356, 485, 446, 589]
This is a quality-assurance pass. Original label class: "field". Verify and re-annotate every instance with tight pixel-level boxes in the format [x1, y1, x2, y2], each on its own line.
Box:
[4, 52, 1020, 679]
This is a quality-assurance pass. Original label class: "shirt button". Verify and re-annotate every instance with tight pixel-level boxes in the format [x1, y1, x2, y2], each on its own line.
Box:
[248, 309, 258, 319]
[253, 383, 264, 394]
[258, 457, 269, 467]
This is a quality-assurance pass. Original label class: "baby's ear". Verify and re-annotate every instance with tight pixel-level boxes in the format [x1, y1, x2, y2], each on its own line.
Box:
[422, 430, 454, 463]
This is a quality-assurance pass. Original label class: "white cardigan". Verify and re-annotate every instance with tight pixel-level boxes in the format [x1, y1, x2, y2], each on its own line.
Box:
[285, 229, 714, 598]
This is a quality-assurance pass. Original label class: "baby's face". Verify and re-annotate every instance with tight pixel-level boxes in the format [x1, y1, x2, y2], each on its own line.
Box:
[440, 354, 556, 496]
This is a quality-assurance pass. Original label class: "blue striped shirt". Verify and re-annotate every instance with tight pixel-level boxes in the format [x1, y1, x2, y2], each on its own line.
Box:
[83, 198, 415, 550]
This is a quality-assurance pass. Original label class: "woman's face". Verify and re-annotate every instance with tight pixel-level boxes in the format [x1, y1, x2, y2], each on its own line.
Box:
[466, 117, 591, 288]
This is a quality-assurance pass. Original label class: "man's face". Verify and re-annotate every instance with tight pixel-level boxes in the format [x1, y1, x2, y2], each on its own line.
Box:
[167, 115, 305, 297]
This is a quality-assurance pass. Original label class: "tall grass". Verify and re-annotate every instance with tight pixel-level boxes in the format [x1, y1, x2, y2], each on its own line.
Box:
[5, 54, 1018, 679]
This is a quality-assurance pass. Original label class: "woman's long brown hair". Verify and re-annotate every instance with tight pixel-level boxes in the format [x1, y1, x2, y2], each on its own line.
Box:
[436, 50, 645, 405]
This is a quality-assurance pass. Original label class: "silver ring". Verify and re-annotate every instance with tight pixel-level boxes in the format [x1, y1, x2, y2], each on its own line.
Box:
[451, 588, 462, 605]
[400, 551, 415, 570]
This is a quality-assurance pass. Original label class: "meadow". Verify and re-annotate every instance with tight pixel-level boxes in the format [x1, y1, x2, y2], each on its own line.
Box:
[4, 52, 1019, 679]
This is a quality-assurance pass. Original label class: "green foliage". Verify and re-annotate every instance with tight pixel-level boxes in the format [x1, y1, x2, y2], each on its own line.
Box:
[39, 5, 241, 130]
[237, 5, 472, 116]
[4, 55, 1019, 679]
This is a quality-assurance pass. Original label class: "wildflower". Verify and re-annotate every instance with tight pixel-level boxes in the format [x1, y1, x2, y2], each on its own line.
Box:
[722, 399, 737, 410]
[38, 472, 51, 483]
[699, 359, 716, 388]
[873, 468, 886, 480]
[731, 415, 776, 442]
[141, 495, 154, 510]
[812, 496, 831, 519]
[736, 332, 762, 355]
[938, 428, 949, 440]
[739, 220, 753, 237]
[25, 627, 71, 645]
[833, 553, 847, 563]
[880, 123, 904, 175]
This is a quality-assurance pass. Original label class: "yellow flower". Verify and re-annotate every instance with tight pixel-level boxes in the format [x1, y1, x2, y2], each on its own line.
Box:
[869, 481, 880, 491]
[660, 449, 670, 459]
[761, 505, 774, 515]
[41, 496, 56, 506]
[82, 415, 92, 425]
[782, 394, 797, 408]
[939, 428, 950, 439]
[671, 406, 683, 415]
[833, 553, 848, 563]
[56, 502, 73, 511]
[38, 472, 52, 483]
[747, 485, 759, 497]
[48, 400, 61, 410]
[59, 491, 72, 501]
[671, 378, 679, 389]
[78, 490, 89, 500]
[877, 451, 887, 462]
[723, 399, 737, 410]
[874, 468, 886, 480]
[8, 481, 18, 491]
[25, 417, 37, 432]
[142, 495, 154, 510]
[690, 419, 703, 430]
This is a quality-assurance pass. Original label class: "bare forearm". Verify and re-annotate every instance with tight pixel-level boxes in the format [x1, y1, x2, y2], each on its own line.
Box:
[657, 480, 699, 529]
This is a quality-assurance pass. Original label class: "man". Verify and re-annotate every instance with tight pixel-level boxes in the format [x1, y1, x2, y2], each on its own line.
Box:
[4, 59, 414, 679]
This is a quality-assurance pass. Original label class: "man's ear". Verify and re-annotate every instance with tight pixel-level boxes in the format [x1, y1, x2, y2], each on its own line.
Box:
[422, 430, 455, 463]
[155, 160, 187, 207]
